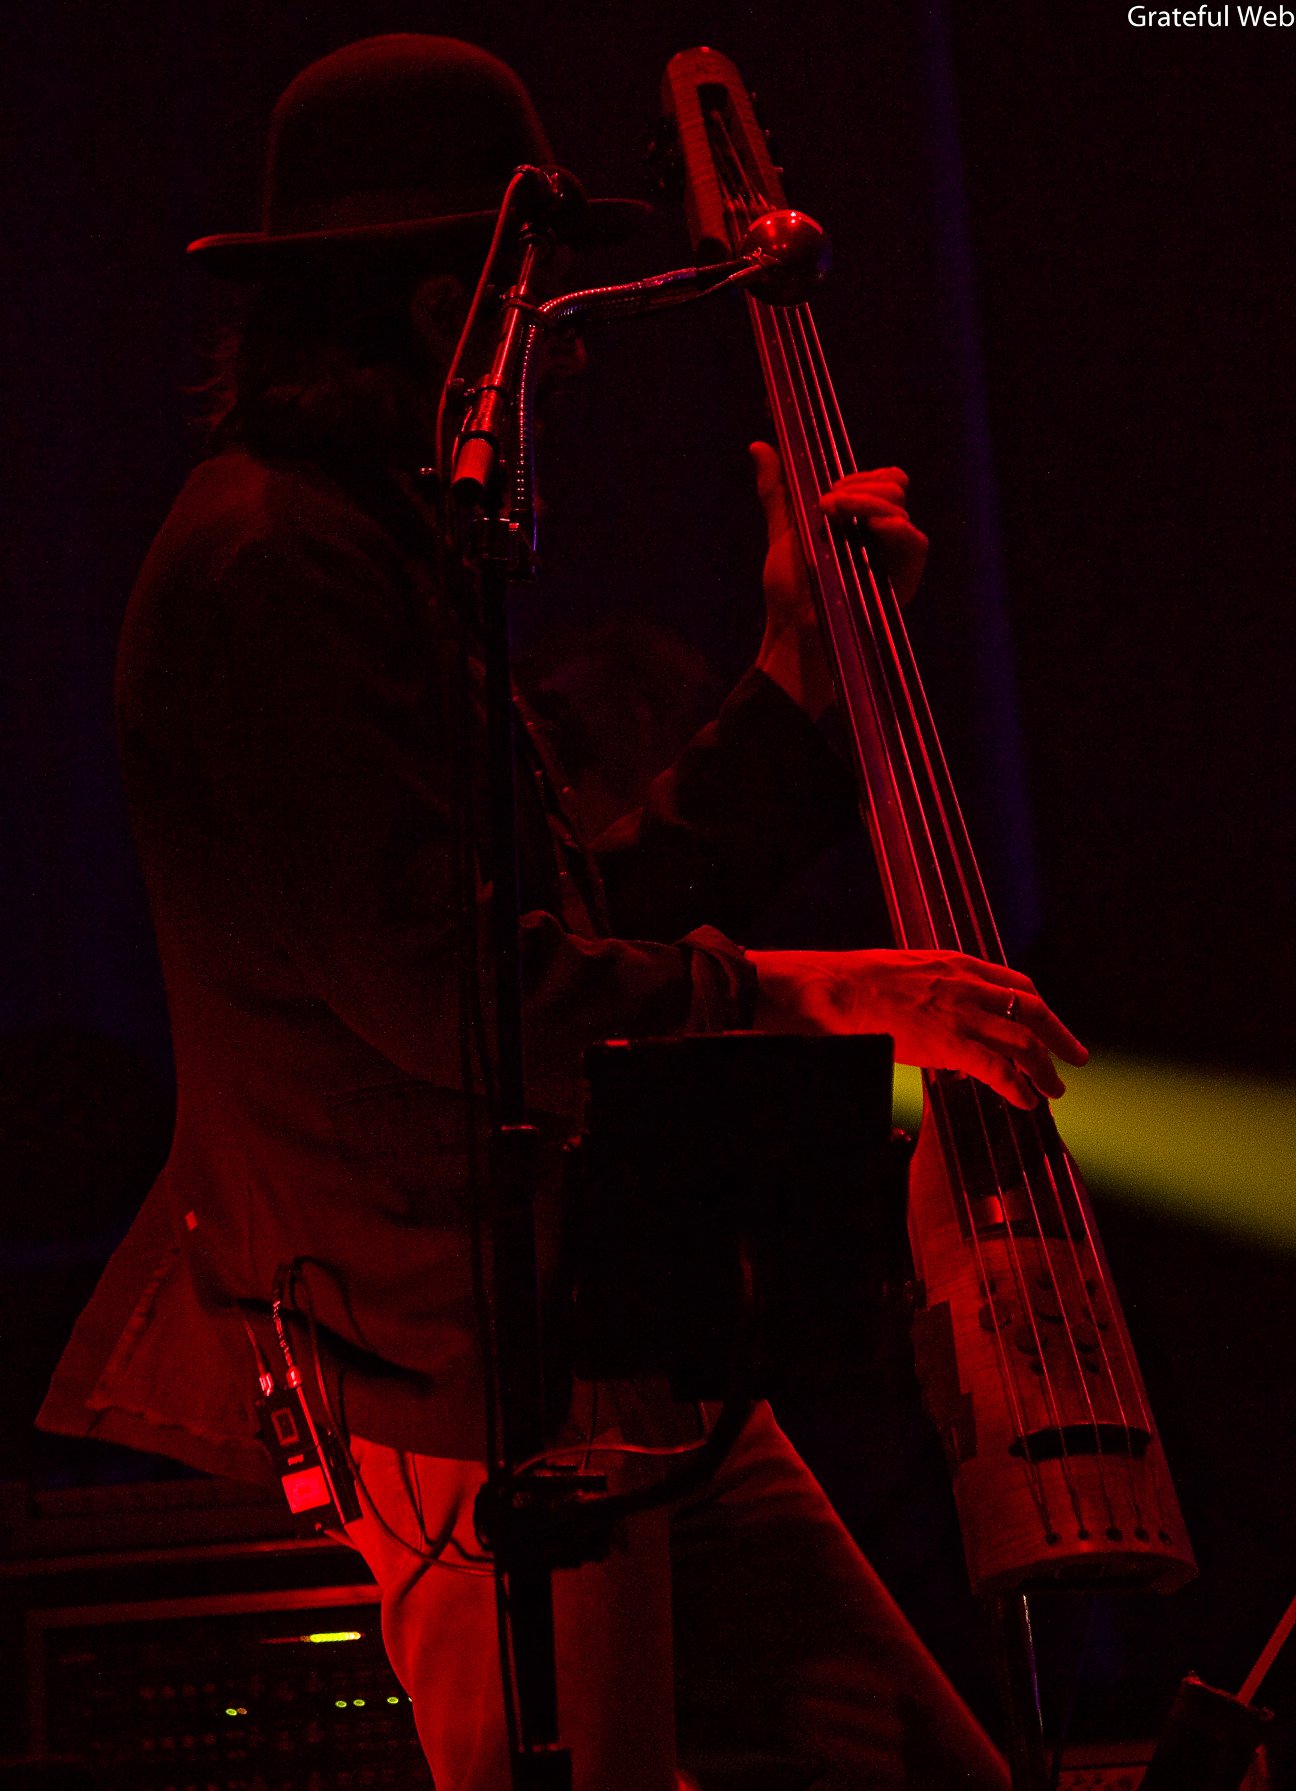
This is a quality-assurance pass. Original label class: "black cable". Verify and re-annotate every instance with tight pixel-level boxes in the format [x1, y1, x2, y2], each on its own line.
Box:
[290, 1255, 495, 1574]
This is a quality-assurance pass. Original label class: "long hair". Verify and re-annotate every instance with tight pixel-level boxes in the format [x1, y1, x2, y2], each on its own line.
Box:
[204, 263, 468, 468]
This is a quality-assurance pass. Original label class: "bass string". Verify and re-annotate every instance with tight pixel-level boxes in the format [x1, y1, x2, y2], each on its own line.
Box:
[787, 304, 1139, 1512]
[712, 185, 956, 941]
[732, 277, 1065, 1519]
[705, 90, 1179, 1573]
[773, 308, 968, 950]
[707, 132, 961, 958]
[918, 1086, 1060, 1534]
[703, 115, 1066, 1512]
[749, 322, 965, 959]
[1030, 1129, 1156, 1537]
[788, 313, 1003, 963]
[763, 300, 1095, 1531]
[702, 141, 954, 985]
[687, 133, 1057, 1483]
[706, 128, 926, 909]
[758, 261, 1127, 1528]
[784, 303, 1142, 1507]
[834, 561, 1138, 1486]
[711, 109, 1138, 1531]
[1048, 1131, 1161, 1520]
[801, 307, 1005, 957]
[1058, 1149, 1157, 1445]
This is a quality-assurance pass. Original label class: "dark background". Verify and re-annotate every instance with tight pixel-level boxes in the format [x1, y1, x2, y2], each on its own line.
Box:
[4, 0, 1294, 1766]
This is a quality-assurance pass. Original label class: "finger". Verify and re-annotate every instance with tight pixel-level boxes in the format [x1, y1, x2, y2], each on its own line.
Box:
[959, 997, 1066, 1096]
[821, 471, 909, 497]
[959, 958, 1037, 992]
[865, 515, 924, 547]
[820, 482, 909, 513]
[1027, 1066, 1067, 1102]
[1014, 992, 1088, 1066]
[962, 1042, 1041, 1110]
[975, 1012, 1067, 1094]
[749, 441, 796, 541]
[820, 490, 910, 519]
[863, 516, 928, 570]
[1017, 1036, 1067, 1100]
[976, 982, 1087, 1069]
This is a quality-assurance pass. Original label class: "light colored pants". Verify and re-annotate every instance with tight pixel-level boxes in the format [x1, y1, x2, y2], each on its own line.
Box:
[343, 1402, 1010, 1790]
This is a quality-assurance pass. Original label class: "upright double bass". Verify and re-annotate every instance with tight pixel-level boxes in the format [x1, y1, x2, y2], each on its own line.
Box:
[660, 48, 1195, 1604]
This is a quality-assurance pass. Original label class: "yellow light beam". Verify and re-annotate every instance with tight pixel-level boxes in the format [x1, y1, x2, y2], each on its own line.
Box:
[892, 1054, 1296, 1249]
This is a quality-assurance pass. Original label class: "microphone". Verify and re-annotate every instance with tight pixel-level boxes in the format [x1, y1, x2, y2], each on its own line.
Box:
[737, 209, 832, 306]
[511, 164, 591, 242]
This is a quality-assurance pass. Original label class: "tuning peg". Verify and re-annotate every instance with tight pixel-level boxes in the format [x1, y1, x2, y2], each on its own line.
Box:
[645, 121, 683, 197]
[754, 110, 786, 179]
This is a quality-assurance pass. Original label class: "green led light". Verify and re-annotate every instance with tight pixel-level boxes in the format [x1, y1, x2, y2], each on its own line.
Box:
[303, 1630, 362, 1644]
[387, 1696, 400, 1705]
[893, 1054, 1296, 1248]
[353, 1698, 365, 1707]
[334, 1699, 347, 1709]
[224, 1708, 238, 1717]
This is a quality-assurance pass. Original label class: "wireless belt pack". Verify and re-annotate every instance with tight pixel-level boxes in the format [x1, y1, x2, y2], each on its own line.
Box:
[257, 1366, 361, 1530]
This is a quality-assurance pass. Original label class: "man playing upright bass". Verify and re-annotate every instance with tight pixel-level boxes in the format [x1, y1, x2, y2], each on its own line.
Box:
[41, 35, 1084, 1790]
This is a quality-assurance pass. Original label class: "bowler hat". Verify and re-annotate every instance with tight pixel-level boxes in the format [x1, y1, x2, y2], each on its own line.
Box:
[188, 35, 648, 275]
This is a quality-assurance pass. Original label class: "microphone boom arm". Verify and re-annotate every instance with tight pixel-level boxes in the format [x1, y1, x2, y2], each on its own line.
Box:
[449, 208, 830, 515]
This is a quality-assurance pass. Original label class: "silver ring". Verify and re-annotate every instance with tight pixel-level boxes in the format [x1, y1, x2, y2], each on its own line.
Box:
[1004, 992, 1019, 1025]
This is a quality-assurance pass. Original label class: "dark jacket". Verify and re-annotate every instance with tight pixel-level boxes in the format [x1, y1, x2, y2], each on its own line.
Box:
[37, 449, 856, 1486]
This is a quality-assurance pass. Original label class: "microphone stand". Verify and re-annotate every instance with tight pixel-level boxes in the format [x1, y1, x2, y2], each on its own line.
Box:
[451, 220, 571, 1791]
[446, 190, 824, 1791]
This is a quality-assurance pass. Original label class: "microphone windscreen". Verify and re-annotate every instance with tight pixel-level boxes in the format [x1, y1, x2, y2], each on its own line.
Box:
[514, 164, 591, 242]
